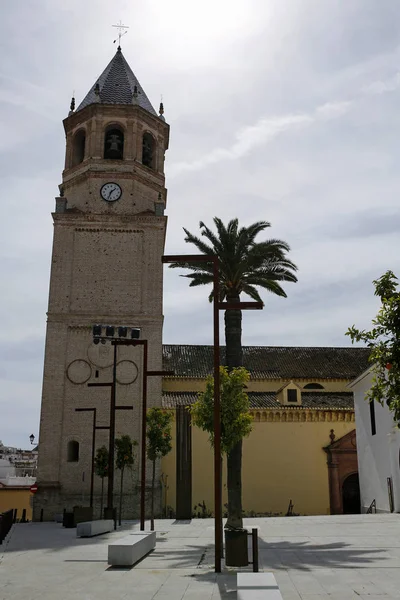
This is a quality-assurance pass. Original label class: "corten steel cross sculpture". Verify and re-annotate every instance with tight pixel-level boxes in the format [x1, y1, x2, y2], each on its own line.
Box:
[74, 407, 110, 508]
[87, 327, 173, 529]
[162, 254, 263, 573]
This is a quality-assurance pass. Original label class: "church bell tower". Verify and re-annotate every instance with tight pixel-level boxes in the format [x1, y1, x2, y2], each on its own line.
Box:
[34, 47, 169, 518]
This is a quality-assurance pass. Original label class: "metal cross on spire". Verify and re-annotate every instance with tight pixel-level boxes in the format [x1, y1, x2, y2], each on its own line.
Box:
[112, 20, 129, 48]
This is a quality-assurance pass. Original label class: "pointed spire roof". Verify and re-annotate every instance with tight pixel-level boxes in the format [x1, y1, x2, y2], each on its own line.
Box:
[76, 47, 157, 116]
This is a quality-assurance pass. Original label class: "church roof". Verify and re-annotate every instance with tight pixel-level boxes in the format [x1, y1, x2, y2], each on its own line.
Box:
[76, 47, 157, 116]
[162, 391, 355, 410]
[162, 345, 371, 380]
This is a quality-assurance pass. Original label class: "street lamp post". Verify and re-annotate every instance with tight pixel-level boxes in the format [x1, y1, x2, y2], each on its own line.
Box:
[162, 254, 262, 573]
[28, 434, 37, 478]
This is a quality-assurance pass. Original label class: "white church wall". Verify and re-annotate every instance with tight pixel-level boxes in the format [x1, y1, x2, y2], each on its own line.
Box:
[351, 369, 400, 513]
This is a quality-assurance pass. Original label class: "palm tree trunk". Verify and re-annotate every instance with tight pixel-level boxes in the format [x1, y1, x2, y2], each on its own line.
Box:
[226, 440, 243, 529]
[224, 294, 242, 369]
[100, 477, 104, 519]
[119, 466, 124, 526]
[224, 293, 244, 530]
[151, 459, 156, 531]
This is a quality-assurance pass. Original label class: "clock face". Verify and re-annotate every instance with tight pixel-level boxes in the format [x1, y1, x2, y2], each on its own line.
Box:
[100, 182, 122, 202]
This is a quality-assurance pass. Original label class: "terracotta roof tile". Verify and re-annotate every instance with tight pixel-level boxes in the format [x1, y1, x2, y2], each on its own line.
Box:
[162, 391, 354, 410]
[162, 345, 370, 380]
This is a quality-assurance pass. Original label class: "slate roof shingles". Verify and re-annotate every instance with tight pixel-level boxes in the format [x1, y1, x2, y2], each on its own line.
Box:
[77, 48, 157, 116]
[162, 345, 370, 380]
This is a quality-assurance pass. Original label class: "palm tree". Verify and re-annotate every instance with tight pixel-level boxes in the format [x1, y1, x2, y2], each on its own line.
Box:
[170, 217, 297, 531]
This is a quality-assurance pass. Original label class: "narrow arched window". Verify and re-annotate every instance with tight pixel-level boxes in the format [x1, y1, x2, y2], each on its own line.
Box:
[67, 440, 79, 462]
[72, 130, 85, 166]
[303, 383, 325, 390]
[142, 132, 155, 169]
[104, 127, 124, 159]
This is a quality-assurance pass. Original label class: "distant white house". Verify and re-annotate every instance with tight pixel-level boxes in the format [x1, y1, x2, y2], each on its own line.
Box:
[0, 458, 16, 479]
[349, 368, 400, 513]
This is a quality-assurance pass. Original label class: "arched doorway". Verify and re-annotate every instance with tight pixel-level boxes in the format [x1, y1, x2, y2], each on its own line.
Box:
[342, 473, 361, 514]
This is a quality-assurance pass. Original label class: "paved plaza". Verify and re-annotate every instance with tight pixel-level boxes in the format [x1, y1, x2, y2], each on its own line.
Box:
[1, 514, 400, 599]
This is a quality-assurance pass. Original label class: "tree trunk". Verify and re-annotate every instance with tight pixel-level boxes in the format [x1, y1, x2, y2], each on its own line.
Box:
[151, 459, 156, 531]
[100, 477, 104, 519]
[226, 439, 243, 529]
[224, 293, 244, 530]
[224, 294, 242, 369]
[119, 466, 124, 526]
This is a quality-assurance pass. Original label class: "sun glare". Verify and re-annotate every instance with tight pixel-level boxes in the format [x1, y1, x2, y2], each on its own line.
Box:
[130, 0, 272, 67]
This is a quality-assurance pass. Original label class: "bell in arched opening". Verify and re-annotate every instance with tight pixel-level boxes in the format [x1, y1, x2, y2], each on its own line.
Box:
[142, 132, 155, 169]
[104, 128, 124, 160]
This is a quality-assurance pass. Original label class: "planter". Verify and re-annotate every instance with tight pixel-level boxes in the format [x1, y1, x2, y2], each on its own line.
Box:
[63, 512, 75, 528]
[73, 506, 93, 525]
[224, 528, 248, 567]
[104, 507, 117, 529]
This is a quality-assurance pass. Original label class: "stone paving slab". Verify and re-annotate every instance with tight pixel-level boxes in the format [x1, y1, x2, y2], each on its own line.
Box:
[1, 515, 400, 599]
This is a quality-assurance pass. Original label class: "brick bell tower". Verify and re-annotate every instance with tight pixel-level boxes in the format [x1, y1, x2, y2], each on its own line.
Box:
[34, 47, 169, 519]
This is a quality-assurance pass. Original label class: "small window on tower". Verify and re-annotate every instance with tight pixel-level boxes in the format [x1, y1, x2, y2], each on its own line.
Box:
[67, 440, 79, 462]
[71, 130, 86, 166]
[287, 389, 298, 403]
[104, 127, 124, 160]
[142, 132, 155, 169]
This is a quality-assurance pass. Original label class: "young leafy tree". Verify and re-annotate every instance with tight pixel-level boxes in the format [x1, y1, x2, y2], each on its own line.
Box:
[191, 366, 253, 455]
[146, 408, 173, 530]
[94, 445, 109, 518]
[115, 435, 137, 525]
[346, 270, 400, 421]
[169, 217, 297, 533]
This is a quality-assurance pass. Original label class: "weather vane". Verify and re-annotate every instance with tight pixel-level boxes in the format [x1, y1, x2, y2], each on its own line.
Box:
[112, 20, 129, 47]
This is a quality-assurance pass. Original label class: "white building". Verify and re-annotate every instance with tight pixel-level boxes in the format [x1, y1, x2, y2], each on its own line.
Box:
[350, 368, 400, 513]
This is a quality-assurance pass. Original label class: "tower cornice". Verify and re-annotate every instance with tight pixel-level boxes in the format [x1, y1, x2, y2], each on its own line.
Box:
[63, 102, 169, 137]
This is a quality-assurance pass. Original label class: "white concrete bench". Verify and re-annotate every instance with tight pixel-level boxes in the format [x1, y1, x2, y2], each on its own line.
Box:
[108, 531, 156, 566]
[237, 573, 283, 600]
[76, 519, 114, 538]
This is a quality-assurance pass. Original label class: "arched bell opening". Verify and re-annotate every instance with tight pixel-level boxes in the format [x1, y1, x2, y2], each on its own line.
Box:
[104, 126, 124, 160]
[142, 131, 156, 169]
[71, 130, 86, 167]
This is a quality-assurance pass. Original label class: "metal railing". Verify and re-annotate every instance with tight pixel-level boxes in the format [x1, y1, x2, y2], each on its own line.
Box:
[0, 509, 13, 544]
[366, 499, 376, 514]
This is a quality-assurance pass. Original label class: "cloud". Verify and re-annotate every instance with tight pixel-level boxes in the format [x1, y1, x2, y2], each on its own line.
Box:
[169, 66, 400, 179]
[328, 209, 400, 240]
[169, 99, 353, 178]
[362, 71, 400, 95]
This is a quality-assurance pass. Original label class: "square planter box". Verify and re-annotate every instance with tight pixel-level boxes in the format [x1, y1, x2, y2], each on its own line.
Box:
[63, 512, 75, 528]
[73, 506, 93, 525]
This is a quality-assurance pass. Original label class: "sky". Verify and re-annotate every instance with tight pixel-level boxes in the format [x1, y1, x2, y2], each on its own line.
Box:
[1, 0, 400, 448]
